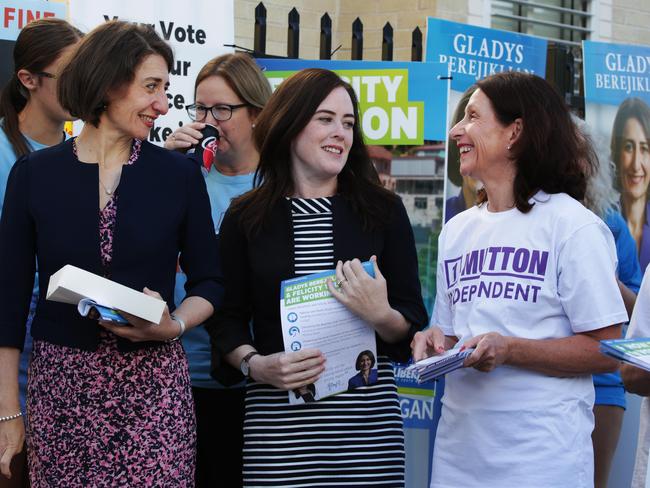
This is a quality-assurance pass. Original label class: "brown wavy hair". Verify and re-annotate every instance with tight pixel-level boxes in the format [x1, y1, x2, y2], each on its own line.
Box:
[231, 68, 397, 236]
[58, 21, 173, 127]
[475, 72, 592, 213]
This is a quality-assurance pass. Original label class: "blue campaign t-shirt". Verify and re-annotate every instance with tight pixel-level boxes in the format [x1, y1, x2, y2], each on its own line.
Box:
[175, 165, 255, 389]
[0, 125, 50, 412]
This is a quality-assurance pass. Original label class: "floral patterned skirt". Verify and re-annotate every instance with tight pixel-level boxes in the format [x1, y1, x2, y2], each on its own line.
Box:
[27, 331, 196, 487]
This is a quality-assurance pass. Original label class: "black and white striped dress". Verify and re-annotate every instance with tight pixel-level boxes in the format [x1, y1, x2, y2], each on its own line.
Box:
[242, 197, 406, 487]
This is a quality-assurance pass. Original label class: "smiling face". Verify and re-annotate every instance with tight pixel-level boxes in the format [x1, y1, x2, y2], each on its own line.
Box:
[102, 54, 169, 140]
[618, 117, 650, 202]
[359, 354, 372, 373]
[449, 89, 517, 185]
[195, 75, 256, 169]
[290, 86, 354, 193]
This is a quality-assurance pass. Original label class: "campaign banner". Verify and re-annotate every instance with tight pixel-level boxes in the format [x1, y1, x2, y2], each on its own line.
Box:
[0, 0, 67, 87]
[425, 18, 547, 223]
[69, 0, 234, 144]
[256, 58, 449, 144]
[395, 363, 442, 488]
[584, 41, 650, 106]
[0, 0, 66, 40]
[583, 40, 650, 274]
[426, 17, 547, 93]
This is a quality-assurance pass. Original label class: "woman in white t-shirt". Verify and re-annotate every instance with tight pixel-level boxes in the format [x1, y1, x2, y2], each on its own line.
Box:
[412, 72, 628, 488]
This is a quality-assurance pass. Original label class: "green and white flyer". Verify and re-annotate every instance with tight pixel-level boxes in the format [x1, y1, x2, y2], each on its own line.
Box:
[280, 262, 377, 405]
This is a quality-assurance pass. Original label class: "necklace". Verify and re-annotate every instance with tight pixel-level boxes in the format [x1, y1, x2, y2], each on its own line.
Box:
[98, 173, 121, 196]
[73, 137, 130, 169]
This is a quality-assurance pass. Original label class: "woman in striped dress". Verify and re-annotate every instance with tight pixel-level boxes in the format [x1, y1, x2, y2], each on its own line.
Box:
[207, 68, 428, 487]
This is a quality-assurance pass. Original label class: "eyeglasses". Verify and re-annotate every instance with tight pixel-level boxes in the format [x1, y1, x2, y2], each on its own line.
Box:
[36, 71, 57, 79]
[186, 103, 248, 122]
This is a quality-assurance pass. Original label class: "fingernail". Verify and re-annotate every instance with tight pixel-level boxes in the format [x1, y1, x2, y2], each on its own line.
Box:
[459, 345, 466, 352]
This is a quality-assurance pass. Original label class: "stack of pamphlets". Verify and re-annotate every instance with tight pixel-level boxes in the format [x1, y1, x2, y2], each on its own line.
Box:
[600, 338, 650, 372]
[78, 298, 128, 324]
[406, 347, 474, 383]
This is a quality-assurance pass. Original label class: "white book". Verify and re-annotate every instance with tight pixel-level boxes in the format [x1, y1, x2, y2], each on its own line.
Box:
[46, 265, 165, 324]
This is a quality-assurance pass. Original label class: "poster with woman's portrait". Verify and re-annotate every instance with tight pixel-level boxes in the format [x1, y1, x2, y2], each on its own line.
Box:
[583, 40, 650, 272]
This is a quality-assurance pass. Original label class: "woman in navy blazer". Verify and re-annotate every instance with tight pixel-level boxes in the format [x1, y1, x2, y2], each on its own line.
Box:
[0, 22, 221, 486]
[347, 350, 379, 389]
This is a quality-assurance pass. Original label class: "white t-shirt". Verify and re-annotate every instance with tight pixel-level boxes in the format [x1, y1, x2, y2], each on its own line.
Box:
[431, 191, 628, 488]
[626, 269, 650, 488]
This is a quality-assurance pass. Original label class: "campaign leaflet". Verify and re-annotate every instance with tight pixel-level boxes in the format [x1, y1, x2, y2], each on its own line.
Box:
[77, 298, 128, 324]
[601, 338, 650, 372]
[406, 347, 474, 383]
[280, 262, 377, 405]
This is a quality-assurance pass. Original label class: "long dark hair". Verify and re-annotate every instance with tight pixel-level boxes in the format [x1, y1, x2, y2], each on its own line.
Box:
[0, 18, 82, 157]
[610, 97, 650, 197]
[231, 68, 396, 236]
[475, 72, 592, 213]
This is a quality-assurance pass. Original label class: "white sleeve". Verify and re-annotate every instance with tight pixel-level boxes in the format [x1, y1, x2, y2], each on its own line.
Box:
[557, 221, 629, 333]
[627, 268, 650, 338]
[432, 229, 454, 336]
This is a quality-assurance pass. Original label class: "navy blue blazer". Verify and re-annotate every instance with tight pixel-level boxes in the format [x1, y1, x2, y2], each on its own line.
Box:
[347, 369, 379, 389]
[208, 195, 428, 384]
[0, 139, 222, 352]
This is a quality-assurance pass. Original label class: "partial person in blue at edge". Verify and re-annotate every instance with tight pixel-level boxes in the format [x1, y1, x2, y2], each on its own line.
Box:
[0, 18, 82, 488]
[164, 52, 271, 488]
[577, 117, 642, 488]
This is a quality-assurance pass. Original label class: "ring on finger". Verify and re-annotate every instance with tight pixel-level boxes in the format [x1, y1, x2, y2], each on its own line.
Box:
[335, 278, 347, 288]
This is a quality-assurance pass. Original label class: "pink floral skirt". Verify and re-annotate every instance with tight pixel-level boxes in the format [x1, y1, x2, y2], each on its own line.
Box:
[27, 331, 196, 487]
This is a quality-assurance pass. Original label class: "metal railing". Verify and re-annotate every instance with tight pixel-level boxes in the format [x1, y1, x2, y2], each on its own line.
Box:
[242, 2, 584, 111]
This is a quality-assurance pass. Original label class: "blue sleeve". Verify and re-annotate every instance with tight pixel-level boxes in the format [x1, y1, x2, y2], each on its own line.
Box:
[0, 157, 36, 349]
[605, 210, 642, 294]
[178, 162, 224, 309]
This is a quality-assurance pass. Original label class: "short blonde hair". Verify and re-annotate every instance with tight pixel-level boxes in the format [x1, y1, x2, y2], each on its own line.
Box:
[194, 53, 271, 114]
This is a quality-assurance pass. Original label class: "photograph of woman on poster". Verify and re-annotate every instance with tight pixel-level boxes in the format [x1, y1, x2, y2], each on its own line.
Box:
[445, 87, 480, 223]
[612, 97, 650, 272]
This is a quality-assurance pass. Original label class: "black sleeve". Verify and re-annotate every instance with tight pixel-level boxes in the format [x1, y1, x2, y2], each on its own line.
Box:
[377, 198, 429, 363]
[205, 207, 254, 385]
[0, 157, 36, 350]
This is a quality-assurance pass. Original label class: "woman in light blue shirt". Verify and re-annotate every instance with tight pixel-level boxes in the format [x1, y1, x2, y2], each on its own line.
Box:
[0, 18, 82, 486]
